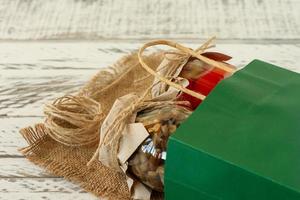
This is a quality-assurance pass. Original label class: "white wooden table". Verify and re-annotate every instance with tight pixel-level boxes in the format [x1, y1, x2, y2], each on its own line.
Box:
[0, 0, 300, 199]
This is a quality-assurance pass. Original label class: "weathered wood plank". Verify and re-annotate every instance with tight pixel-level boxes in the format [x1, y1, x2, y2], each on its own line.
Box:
[0, 41, 133, 70]
[0, 0, 299, 40]
[0, 69, 93, 117]
[0, 178, 97, 200]
[0, 42, 133, 116]
[0, 117, 42, 156]
[0, 158, 54, 178]
[0, 193, 97, 200]
[1, 42, 300, 117]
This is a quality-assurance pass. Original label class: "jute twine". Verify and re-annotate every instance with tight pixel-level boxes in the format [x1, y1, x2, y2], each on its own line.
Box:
[41, 52, 160, 149]
[138, 37, 235, 101]
[19, 52, 164, 199]
[89, 89, 191, 169]
[88, 37, 236, 169]
[19, 38, 234, 199]
[44, 95, 104, 146]
[42, 37, 236, 164]
[41, 37, 235, 150]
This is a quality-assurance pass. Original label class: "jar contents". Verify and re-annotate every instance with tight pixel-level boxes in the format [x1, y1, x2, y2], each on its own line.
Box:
[127, 52, 233, 192]
[178, 52, 234, 110]
[128, 105, 191, 192]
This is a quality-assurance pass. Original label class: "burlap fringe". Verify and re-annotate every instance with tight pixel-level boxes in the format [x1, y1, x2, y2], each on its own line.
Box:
[19, 51, 164, 200]
[19, 123, 48, 154]
[19, 124, 131, 199]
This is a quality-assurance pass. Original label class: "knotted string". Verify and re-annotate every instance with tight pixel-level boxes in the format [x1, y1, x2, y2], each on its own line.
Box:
[138, 37, 235, 100]
[88, 37, 236, 167]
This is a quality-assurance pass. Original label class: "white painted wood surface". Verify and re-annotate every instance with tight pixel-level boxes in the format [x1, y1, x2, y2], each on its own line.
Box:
[0, 0, 299, 40]
[0, 0, 300, 199]
[0, 179, 97, 200]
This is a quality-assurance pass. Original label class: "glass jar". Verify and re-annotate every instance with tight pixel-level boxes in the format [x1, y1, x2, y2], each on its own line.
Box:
[128, 105, 191, 191]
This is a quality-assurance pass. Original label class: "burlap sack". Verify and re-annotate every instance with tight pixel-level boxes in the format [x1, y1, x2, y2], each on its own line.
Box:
[20, 52, 164, 200]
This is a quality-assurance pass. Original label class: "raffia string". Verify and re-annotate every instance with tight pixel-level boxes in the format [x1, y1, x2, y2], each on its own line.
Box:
[87, 88, 151, 167]
[138, 37, 236, 100]
[88, 96, 190, 169]
[19, 52, 166, 200]
[89, 37, 235, 167]
[40, 52, 163, 149]
[42, 38, 224, 148]
[44, 95, 104, 146]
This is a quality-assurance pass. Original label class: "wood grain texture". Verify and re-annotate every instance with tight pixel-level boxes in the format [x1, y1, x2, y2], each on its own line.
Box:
[1, 42, 300, 116]
[0, 178, 97, 200]
[0, 0, 299, 40]
[0, 193, 96, 200]
[0, 117, 42, 156]
[0, 42, 131, 117]
[0, 158, 54, 178]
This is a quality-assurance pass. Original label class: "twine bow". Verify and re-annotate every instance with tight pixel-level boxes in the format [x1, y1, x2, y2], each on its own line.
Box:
[87, 37, 236, 166]
[138, 37, 235, 100]
[42, 37, 236, 166]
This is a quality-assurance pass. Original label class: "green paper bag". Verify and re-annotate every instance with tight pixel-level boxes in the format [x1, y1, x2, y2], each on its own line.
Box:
[165, 60, 300, 200]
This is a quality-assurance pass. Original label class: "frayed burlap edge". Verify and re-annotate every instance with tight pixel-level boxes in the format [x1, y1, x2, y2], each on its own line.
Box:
[19, 52, 165, 200]
[19, 123, 130, 200]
